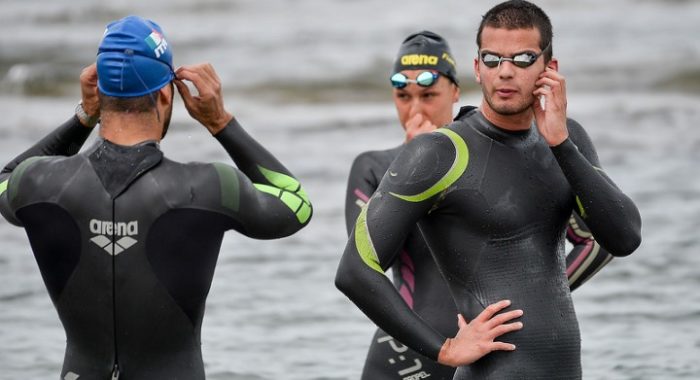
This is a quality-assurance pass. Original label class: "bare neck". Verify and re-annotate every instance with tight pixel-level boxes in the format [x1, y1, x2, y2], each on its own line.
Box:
[99, 112, 163, 146]
[479, 99, 534, 131]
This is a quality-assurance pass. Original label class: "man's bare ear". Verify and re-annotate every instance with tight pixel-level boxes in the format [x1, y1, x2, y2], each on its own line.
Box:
[473, 58, 481, 84]
[157, 83, 173, 107]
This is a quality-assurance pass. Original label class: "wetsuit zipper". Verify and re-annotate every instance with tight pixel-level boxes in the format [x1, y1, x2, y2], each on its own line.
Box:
[111, 201, 120, 379]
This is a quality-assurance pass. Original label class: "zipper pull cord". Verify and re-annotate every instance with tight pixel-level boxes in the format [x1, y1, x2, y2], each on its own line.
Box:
[111, 363, 120, 380]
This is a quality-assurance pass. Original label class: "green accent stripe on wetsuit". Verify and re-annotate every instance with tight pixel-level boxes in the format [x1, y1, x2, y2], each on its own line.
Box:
[254, 166, 311, 224]
[213, 163, 240, 212]
[354, 200, 383, 273]
[575, 196, 587, 219]
[389, 128, 469, 203]
[0, 180, 7, 197]
[7, 156, 45, 203]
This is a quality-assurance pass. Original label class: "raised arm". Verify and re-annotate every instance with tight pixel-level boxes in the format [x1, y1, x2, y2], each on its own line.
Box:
[335, 128, 522, 367]
[1, 64, 99, 226]
[175, 63, 311, 238]
[533, 69, 641, 257]
[210, 120, 312, 238]
[553, 118, 641, 256]
[558, 120, 615, 291]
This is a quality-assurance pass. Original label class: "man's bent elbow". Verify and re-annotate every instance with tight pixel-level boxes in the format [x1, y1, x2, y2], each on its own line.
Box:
[334, 258, 363, 301]
[605, 228, 642, 257]
[244, 209, 312, 239]
[334, 267, 352, 295]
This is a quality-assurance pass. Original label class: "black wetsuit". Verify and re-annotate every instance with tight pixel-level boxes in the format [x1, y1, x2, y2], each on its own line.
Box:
[336, 106, 641, 379]
[0, 116, 312, 380]
[344, 108, 614, 380]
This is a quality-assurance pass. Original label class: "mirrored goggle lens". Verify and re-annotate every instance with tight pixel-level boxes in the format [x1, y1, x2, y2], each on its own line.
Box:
[480, 52, 538, 68]
[480, 53, 501, 68]
[390, 73, 409, 88]
[415, 71, 438, 86]
[511, 53, 537, 68]
[390, 71, 439, 88]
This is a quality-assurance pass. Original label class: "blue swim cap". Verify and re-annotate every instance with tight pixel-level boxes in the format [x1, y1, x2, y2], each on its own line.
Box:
[97, 15, 174, 98]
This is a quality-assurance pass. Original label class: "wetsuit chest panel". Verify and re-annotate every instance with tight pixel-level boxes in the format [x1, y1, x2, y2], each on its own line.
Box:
[443, 121, 573, 236]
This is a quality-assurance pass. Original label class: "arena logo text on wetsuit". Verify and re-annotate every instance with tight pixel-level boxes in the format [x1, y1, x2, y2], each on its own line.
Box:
[89, 218, 139, 256]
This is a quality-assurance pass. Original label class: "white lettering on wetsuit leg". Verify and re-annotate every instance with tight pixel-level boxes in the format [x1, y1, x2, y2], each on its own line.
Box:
[377, 335, 431, 379]
[403, 371, 432, 380]
[398, 360, 424, 377]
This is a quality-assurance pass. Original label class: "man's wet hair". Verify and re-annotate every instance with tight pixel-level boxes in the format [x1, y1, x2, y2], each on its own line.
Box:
[476, 0, 553, 62]
[99, 90, 159, 114]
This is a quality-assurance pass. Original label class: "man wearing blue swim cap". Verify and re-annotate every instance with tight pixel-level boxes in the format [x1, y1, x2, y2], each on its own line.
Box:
[0, 15, 312, 380]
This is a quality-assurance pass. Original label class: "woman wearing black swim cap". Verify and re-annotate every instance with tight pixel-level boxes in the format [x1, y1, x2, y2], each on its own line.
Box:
[344, 30, 461, 380]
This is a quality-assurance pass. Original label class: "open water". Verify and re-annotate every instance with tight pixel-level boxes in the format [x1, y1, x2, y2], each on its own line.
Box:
[1, 0, 699, 379]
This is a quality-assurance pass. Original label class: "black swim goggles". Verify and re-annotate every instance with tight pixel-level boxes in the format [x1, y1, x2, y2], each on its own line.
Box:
[390, 71, 439, 89]
[480, 43, 551, 69]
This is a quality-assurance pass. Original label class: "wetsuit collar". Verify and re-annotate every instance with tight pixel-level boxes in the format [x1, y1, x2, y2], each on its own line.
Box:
[458, 107, 536, 147]
[87, 138, 164, 199]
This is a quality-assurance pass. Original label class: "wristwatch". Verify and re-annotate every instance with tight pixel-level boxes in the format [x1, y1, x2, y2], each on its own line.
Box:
[75, 101, 100, 128]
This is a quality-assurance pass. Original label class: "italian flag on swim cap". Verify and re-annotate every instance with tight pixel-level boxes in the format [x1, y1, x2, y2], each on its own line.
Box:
[144, 30, 167, 58]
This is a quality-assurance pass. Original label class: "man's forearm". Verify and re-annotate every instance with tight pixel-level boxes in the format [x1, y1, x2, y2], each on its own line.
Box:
[214, 118, 312, 225]
[2, 115, 94, 175]
[552, 139, 642, 256]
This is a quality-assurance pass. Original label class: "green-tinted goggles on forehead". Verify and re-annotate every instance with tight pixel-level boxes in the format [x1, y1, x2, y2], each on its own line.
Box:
[390, 71, 439, 89]
[480, 43, 551, 69]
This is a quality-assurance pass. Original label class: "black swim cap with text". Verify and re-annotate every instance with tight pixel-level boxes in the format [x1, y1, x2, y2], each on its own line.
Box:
[393, 30, 458, 86]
